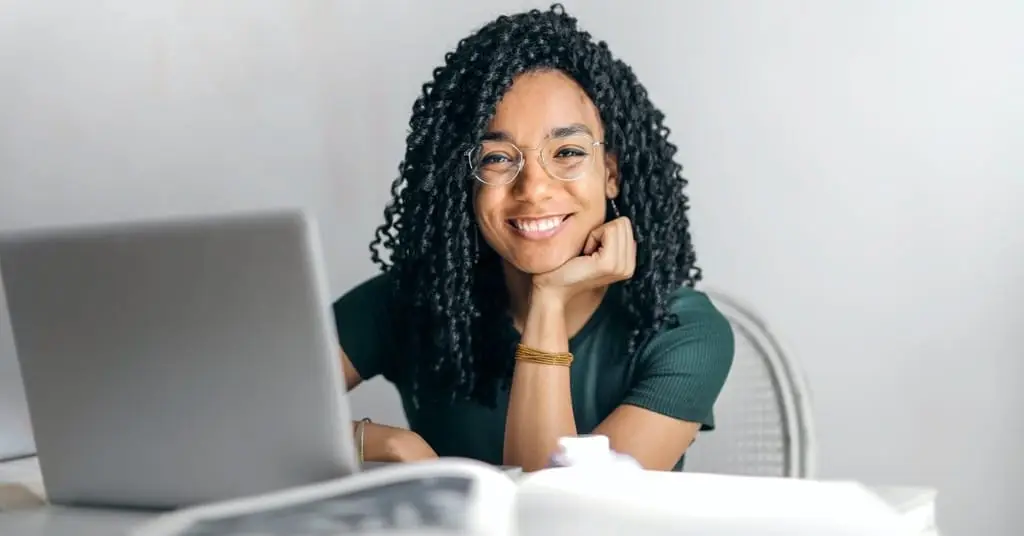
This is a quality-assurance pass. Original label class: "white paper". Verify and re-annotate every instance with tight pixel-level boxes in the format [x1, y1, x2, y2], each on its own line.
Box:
[550, 434, 642, 470]
[516, 468, 918, 536]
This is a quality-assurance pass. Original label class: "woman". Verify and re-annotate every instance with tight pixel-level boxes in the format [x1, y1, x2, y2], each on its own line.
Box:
[334, 4, 734, 472]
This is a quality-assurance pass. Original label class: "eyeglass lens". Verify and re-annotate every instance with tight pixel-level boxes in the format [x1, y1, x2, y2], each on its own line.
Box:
[470, 134, 597, 185]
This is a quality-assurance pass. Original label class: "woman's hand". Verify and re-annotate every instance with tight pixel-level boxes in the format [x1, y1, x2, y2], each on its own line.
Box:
[384, 429, 438, 462]
[362, 422, 439, 463]
[531, 216, 636, 306]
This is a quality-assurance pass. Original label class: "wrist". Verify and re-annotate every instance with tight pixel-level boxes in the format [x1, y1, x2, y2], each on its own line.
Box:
[528, 285, 568, 313]
[522, 288, 569, 353]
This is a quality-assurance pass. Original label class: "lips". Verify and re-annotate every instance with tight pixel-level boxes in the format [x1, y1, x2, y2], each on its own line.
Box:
[509, 215, 568, 232]
[506, 214, 571, 240]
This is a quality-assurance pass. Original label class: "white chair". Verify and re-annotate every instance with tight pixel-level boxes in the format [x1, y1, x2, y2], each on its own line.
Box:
[683, 290, 817, 478]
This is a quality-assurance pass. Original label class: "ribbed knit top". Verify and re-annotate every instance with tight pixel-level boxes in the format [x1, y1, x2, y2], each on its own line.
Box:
[334, 274, 734, 470]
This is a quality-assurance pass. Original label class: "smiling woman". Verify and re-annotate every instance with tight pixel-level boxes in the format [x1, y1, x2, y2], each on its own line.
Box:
[473, 78, 613, 276]
[332, 4, 735, 472]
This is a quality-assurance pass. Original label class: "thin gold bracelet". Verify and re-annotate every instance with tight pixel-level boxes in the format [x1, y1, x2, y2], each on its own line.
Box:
[356, 417, 372, 464]
[515, 343, 574, 367]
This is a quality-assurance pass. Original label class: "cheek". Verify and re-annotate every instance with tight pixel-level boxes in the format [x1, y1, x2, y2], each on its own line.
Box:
[565, 182, 608, 223]
[472, 190, 505, 238]
[473, 188, 494, 220]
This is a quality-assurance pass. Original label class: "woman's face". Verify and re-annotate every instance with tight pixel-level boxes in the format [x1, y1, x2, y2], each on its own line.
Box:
[473, 70, 618, 275]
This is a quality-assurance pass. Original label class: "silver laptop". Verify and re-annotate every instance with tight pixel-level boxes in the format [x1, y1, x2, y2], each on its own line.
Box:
[0, 280, 35, 462]
[0, 209, 359, 509]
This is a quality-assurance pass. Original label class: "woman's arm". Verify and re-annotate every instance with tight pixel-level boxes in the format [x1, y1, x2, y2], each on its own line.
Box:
[341, 349, 437, 462]
[332, 275, 436, 462]
[503, 217, 635, 471]
[502, 293, 576, 471]
[595, 300, 734, 470]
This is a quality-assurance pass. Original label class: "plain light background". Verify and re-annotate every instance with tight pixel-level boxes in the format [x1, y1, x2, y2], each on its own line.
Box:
[0, 1, 1020, 534]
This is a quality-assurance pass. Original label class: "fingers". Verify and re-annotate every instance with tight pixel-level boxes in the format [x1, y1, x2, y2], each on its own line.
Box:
[591, 217, 635, 281]
[619, 218, 636, 278]
[582, 227, 602, 256]
[616, 217, 635, 279]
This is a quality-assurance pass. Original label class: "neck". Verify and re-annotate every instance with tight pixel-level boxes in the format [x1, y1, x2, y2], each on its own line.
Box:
[503, 262, 608, 338]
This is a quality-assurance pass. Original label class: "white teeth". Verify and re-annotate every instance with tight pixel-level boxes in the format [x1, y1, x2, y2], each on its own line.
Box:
[513, 216, 564, 233]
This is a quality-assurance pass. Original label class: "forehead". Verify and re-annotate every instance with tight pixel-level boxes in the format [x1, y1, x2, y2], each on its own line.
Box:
[487, 70, 603, 143]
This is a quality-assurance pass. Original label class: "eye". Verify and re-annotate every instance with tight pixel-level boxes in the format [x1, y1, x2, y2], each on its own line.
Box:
[480, 152, 513, 166]
[554, 147, 588, 159]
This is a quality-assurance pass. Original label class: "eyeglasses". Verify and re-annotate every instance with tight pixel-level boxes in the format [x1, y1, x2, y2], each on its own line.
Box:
[466, 133, 605, 186]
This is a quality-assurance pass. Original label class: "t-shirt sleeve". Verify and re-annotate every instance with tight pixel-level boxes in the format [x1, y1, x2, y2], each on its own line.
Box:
[331, 273, 395, 381]
[621, 288, 734, 431]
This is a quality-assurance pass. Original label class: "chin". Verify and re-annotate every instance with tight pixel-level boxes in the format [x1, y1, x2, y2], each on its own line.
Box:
[507, 251, 575, 275]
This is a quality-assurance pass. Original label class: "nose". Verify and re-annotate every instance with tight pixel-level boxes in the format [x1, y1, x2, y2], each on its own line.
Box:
[511, 152, 554, 202]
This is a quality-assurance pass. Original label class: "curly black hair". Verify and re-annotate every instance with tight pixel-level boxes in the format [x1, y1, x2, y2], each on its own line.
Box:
[369, 4, 701, 408]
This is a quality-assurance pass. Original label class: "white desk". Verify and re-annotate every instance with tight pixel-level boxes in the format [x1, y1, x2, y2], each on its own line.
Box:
[1, 457, 938, 535]
[0, 505, 151, 535]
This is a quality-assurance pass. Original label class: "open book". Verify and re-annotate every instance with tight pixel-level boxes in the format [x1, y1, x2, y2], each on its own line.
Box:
[132, 459, 519, 536]
[132, 457, 930, 536]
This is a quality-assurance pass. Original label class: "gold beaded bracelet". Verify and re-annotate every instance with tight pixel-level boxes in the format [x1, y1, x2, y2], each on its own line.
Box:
[515, 343, 574, 367]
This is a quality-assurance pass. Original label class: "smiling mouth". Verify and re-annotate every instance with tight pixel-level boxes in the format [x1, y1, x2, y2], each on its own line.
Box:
[507, 215, 571, 239]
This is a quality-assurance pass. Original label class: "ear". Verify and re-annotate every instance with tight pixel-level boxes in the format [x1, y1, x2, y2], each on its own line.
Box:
[604, 151, 620, 199]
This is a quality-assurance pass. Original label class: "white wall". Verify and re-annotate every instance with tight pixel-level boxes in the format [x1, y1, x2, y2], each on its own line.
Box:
[1, 1, 1020, 534]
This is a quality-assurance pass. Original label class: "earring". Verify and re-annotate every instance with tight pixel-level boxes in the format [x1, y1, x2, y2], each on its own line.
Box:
[610, 198, 621, 218]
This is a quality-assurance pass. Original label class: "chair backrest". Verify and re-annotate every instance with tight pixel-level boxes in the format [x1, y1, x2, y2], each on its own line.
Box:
[683, 289, 816, 478]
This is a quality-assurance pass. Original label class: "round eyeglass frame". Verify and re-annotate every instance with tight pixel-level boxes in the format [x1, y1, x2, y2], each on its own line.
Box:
[465, 136, 605, 186]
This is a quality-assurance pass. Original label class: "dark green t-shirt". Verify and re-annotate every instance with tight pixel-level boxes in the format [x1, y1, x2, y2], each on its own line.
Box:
[333, 273, 734, 469]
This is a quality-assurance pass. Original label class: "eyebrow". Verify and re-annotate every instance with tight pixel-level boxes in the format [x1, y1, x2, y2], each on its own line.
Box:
[482, 123, 594, 142]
